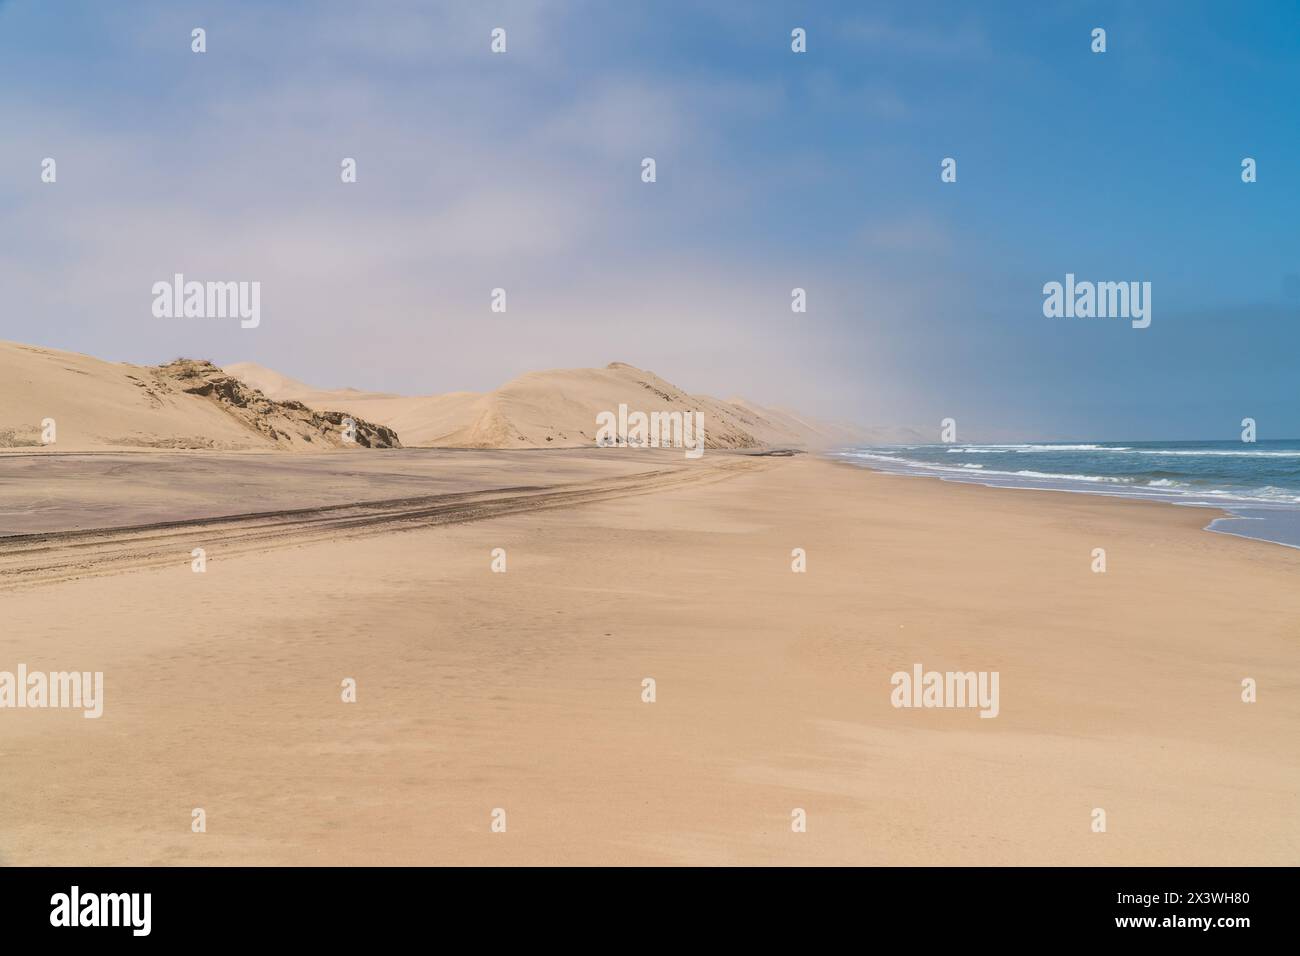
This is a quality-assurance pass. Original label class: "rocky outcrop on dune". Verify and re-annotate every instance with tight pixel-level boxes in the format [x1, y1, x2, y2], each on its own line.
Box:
[0, 341, 400, 451]
[153, 360, 400, 449]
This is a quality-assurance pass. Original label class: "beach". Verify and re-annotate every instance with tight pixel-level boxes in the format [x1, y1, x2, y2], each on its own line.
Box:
[1, 451, 1296, 866]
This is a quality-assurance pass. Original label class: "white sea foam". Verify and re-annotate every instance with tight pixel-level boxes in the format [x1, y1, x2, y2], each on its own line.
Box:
[833, 448, 1300, 507]
[1011, 469, 1129, 483]
[938, 444, 1300, 458]
[945, 444, 1124, 453]
[1130, 449, 1300, 458]
[833, 443, 1300, 548]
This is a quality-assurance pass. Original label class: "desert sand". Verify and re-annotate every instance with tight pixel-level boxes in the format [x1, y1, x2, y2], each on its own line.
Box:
[1, 450, 1296, 866]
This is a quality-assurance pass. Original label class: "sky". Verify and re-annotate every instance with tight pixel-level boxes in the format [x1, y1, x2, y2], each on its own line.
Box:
[1, 0, 1297, 440]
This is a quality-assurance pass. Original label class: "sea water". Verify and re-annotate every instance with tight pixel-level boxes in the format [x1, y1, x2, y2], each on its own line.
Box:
[831, 439, 1300, 549]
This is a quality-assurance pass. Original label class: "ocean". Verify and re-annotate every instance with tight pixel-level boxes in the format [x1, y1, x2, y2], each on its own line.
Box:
[830, 439, 1300, 549]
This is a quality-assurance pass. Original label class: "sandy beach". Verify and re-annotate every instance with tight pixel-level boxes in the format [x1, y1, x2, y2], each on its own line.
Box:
[1, 451, 1296, 866]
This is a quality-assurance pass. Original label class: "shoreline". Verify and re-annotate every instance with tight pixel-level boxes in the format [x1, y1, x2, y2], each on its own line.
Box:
[828, 449, 1300, 550]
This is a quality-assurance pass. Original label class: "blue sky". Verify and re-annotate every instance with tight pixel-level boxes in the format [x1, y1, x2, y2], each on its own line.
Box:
[1, 0, 1297, 439]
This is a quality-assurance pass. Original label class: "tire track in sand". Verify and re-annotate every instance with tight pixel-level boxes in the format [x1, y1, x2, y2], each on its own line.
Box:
[0, 457, 763, 588]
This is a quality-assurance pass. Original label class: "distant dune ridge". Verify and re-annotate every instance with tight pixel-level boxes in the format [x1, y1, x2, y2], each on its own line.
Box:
[1, 338, 874, 452]
[0, 341, 399, 451]
[224, 359, 867, 450]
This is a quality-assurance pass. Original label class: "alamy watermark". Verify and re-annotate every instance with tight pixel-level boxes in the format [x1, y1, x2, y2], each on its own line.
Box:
[152, 273, 260, 328]
[890, 663, 999, 718]
[1043, 273, 1150, 328]
[50, 886, 150, 936]
[0, 665, 103, 718]
[595, 403, 704, 459]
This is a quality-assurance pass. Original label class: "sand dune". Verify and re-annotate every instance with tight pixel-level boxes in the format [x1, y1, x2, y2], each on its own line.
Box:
[0, 341, 398, 452]
[226, 360, 862, 450]
[2, 339, 861, 454]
